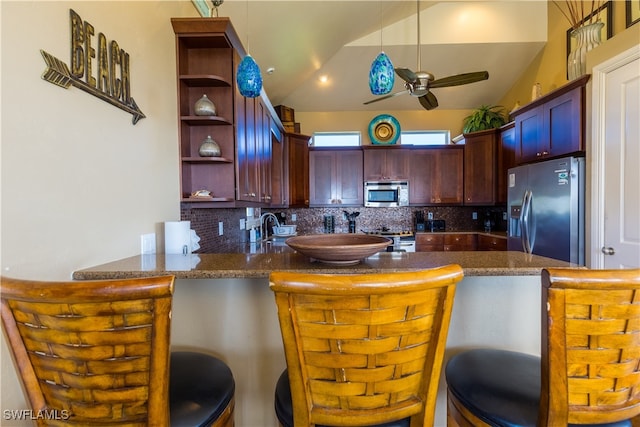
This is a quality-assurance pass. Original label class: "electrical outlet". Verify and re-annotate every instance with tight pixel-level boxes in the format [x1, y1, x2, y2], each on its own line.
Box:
[240, 218, 246, 230]
[503, 212, 508, 220]
[218, 221, 224, 236]
[427, 212, 434, 220]
[291, 214, 297, 222]
[141, 233, 156, 254]
[472, 212, 478, 220]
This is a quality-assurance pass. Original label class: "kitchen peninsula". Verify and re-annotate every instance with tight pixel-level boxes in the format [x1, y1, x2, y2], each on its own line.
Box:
[74, 251, 575, 427]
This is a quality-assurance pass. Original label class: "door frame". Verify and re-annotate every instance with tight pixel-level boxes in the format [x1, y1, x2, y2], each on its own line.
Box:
[589, 44, 640, 268]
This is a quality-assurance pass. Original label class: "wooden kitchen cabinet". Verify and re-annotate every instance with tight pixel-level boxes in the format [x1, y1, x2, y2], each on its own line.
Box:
[257, 99, 273, 204]
[513, 75, 588, 164]
[416, 233, 477, 251]
[477, 234, 507, 251]
[462, 126, 514, 206]
[270, 124, 285, 207]
[236, 95, 259, 203]
[172, 18, 238, 205]
[415, 233, 444, 251]
[444, 233, 477, 251]
[417, 232, 482, 251]
[286, 133, 310, 207]
[236, 95, 273, 204]
[271, 132, 309, 207]
[172, 17, 282, 208]
[309, 148, 363, 207]
[409, 147, 463, 205]
[363, 146, 409, 181]
[498, 122, 516, 204]
[463, 129, 498, 205]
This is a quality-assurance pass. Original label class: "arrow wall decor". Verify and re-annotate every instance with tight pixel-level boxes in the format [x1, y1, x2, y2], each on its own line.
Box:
[41, 9, 145, 125]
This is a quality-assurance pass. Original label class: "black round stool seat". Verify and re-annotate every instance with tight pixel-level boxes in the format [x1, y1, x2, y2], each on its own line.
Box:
[445, 349, 632, 427]
[275, 369, 410, 427]
[170, 351, 235, 427]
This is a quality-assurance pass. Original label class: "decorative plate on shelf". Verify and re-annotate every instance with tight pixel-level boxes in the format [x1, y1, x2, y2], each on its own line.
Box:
[368, 114, 401, 145]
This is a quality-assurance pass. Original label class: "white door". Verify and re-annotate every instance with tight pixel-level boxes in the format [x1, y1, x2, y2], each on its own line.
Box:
[591, 46, 640, 268]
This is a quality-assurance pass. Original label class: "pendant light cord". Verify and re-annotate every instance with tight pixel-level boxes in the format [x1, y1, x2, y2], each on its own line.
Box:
[417, 0, 421, 70]
[245, 0, 250, 54]
[379, 0, 383, 51]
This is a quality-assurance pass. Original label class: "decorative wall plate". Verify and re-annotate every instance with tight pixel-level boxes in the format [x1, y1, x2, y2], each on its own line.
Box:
[368, 114, 401, 145]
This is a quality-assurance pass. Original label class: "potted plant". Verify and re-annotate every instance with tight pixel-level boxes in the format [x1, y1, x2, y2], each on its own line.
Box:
[462, 105, 507, 134]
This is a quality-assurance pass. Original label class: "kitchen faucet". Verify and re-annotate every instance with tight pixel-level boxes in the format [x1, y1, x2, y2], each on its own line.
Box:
[259, 212, 281, 241]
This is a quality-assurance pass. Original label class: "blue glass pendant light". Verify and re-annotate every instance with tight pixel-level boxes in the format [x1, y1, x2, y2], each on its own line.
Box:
[369, 52, 394, 95]
[237, 54, 262, 98]
[237, 0, 262, 98]
[369, 1, 394, 95]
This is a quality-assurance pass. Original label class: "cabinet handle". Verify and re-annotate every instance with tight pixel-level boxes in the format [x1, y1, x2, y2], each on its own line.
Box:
[542, 151, 549, 156]
[243, 192, 257, 198]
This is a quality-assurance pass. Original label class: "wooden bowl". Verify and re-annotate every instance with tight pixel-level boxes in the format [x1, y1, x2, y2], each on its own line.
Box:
[285, 234, 392, 265]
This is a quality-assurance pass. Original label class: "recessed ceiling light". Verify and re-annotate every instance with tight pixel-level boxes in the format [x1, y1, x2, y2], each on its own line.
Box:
[318, 75, 329, 84]
[266, 67, 275, 74]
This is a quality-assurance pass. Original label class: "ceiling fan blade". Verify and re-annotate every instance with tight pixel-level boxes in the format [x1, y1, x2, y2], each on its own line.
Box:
[418, 91, 438, 110]
[363, 90, 409, 105]
[395, 68, 418, 83]
[430, 71, 489, 88]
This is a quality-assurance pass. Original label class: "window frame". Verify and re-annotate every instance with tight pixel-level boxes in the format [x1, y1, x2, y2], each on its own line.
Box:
[399, 130, 451, 146]
[311, 131, 361, 147]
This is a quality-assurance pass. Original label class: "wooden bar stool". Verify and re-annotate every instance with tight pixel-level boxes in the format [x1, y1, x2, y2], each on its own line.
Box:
[1, 275, 234, 426]
[445, 267, 640, 427]
[269, 265, 464, 427]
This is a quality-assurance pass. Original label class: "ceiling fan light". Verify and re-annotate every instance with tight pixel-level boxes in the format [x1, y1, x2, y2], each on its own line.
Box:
[369, 52, 395, 95]
[237, 54, 262, 98]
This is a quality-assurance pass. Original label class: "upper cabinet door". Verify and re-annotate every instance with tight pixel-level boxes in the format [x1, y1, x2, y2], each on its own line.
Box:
[544, 88, 583, 158]
[363, 147, 409, 181]
[408, 148, 463, 206]
[287, 134, 310, 207]
[513, 75, 588, 165]
[309, 149, 363, 207]
[515, 105, 544, 164]
[464, 130, 497, 205]
[309, 150, 337, 206]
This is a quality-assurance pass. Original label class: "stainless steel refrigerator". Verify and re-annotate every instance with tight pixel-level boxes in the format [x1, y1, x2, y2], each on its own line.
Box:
[507, 156, 585, 265]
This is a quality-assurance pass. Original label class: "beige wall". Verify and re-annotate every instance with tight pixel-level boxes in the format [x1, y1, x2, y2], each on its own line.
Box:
[0, 1, 196, 418]
[297, 109, 471, 142]
[499, 0, 638, 112]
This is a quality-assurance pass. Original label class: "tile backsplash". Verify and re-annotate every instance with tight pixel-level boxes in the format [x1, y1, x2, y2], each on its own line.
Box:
[181, 206, 507, 253]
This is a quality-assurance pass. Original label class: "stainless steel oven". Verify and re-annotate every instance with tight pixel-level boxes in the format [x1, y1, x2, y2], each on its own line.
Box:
[364, 181, 409, 207]
[363, 229, 415, 253]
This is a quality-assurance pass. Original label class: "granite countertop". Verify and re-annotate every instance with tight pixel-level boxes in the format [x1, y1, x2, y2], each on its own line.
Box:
[72, 250, 576, 280]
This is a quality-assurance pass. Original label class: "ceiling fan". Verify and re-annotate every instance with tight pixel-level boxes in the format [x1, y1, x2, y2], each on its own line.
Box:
[364, 0, 489, 110]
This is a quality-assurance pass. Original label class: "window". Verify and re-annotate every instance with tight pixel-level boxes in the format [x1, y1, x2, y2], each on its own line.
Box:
[312, 132, 361, 147]
[400, 130, 450, 145]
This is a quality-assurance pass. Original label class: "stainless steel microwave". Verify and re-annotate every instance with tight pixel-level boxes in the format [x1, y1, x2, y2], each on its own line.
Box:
[364, 181, 409, 207]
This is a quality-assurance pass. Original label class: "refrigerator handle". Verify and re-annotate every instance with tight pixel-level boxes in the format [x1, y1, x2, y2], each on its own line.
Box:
[522, 190, 533, 254]
[518, 191, 528, 252]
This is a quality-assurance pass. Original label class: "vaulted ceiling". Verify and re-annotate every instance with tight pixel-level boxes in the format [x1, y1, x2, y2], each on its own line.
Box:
[212, 1, 548, 112]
